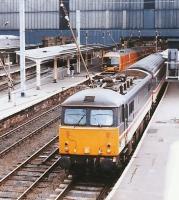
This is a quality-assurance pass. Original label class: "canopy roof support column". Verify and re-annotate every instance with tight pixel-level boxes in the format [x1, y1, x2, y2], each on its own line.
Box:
[53, 57, 58, 83]
[90, 52, 93, 65]
[77, 54, 80, 73]
[85, 51, 88, 66]
[36, 59, 41, 90]
[67, 57, 70, 69]
[67, 57, 70, 76]
[101, 50, 104, 65]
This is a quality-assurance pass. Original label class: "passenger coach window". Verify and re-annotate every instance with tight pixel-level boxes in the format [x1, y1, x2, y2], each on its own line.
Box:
[64, 108, 86, 125]
[90, 110, 113, 126]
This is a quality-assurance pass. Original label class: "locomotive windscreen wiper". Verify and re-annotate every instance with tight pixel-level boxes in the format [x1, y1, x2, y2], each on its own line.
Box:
[74, 114, 86, 128]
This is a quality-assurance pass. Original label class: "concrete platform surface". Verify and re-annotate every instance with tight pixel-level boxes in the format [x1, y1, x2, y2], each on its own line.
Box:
[106, 82, 179, 200]
[0, 70, 90, 120]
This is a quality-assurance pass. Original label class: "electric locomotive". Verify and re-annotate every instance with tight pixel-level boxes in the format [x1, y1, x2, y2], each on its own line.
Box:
[59, 53, 165, 171]
[103, 46, 154, 72]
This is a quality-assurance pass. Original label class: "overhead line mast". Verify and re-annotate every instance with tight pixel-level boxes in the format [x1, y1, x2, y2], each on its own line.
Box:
[19, 0, 26, 97]
[107, 31, 119, 50]
[60, 0, 94, 87]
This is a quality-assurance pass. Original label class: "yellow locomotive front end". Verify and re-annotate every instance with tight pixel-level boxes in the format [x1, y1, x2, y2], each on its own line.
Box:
[60, 126, 119, 156]
[103, 52, 121, 72]
[59, 107, 119, 169]
[59, 106, 121, 171]
[59, 126, 120, 171]
[59, 88, 125, 171]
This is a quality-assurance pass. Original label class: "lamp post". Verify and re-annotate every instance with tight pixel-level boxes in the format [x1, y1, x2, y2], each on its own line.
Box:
[19, 0, 26, 97]
[155, 30, 159, 52]
[0, 52, 14, 102]
[1, 20, 14, 102]
[130, 32, 133, 40]
[7, 53, 12, 102]
[85, 31, 88, 46]
[85, 31, 88, 65]
[102, 31, 105, 45]
[107, 31, 118, 50]
[4, 21, 9, 27]
[138, 30, 141, 39]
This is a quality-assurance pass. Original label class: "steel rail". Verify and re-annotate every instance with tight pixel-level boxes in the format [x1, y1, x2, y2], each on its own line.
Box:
[54, 180, 74, 200]
[0, 136, 58, 185]
[17, 151, 60, 200]
[0, 115, 59, 157]
[96, 182, 113, 200]
[0, 104, 61, 140]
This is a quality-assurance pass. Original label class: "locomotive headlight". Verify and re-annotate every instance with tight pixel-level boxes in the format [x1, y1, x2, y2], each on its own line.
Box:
[98, 148, 102, 155]
[84, 147, 90, 154]
[106, 144, 111, 154]
[107, 149, 111, 153]
[64, 142, 69, 152]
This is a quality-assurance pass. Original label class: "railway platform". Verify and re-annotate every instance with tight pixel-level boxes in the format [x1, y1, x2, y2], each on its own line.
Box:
[0, 68, 95, 121]
[106, 82, 179, 200]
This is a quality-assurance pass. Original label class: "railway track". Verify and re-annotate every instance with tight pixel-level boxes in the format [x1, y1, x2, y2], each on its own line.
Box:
[46, 175, 114, 200]
[0, 105, 61, 157]
[0, 104, 65, 199]
[1, 59, 163, 199]
[0, 137, 60, 200]
[0, 64, 50, 91]
[0, 68, 51, 91]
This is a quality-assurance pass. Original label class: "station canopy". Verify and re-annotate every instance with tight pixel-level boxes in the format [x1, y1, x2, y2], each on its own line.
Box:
[16, 43, 110, 62]
[0, 35, 19, 50]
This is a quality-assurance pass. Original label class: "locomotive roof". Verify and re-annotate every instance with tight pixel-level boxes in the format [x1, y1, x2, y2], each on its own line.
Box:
[62, 88, 125, 107]
[103, 51, 121, 57]
[103, 48, 135, 57]
[129, 53, 165, 74]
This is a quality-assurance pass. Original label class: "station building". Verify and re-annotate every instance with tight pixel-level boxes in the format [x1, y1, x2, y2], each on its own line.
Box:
[0, 0, 179, 44]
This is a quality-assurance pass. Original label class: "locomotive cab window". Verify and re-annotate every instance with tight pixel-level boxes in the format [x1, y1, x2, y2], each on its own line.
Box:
[63, 107, 115, 127]
[110, 57, 119, 65]
[103, 57, 111, 65]
[103, 57, 119, 66]
[64, 108, 86, 125]
[90, 109, 113, 126]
